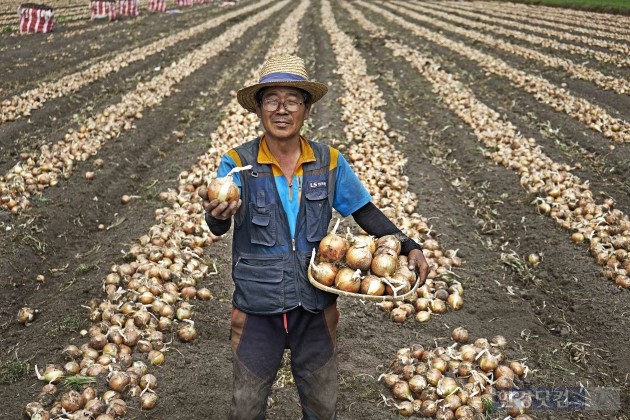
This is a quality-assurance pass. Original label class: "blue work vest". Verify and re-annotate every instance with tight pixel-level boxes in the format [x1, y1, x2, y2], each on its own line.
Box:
[230, 138, 338, 315]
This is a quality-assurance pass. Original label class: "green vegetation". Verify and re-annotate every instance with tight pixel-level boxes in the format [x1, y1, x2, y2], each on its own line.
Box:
[0, 353, 30, 385]
[497, 0, 630, 13]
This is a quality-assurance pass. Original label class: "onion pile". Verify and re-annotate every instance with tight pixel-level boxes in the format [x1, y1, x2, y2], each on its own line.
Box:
[310, 228, 420, 299]
[380, 328, 532, 419]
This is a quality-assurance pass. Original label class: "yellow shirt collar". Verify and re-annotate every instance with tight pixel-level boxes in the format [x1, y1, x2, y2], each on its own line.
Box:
[257, 135, 316, 167]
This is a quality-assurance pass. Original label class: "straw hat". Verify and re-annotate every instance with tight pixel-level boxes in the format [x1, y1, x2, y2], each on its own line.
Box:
[237, 55, 328, 113]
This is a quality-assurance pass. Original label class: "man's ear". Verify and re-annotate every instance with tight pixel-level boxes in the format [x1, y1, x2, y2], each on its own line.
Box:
[255, 104, 262, 119]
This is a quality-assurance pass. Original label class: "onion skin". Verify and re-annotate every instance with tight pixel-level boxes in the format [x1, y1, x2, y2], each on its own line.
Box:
[360, 275, 385, 296]
[207, 177, 239, 203]
[319, 234, 349, 263]
[371, 254, 398, 277]
[312, 261, 339, 287]
[334, 268, 361, 292]
[344, 245, 372, 271]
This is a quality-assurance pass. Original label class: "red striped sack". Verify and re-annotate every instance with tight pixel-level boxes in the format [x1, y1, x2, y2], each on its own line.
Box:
[90, 0, 116, 21]
[118, 0, 139, 16]
[18, 6, 55, 34]
[174, 0, 193, 6]
[147, 0, 166, 12]
[192, 0, 209, 4]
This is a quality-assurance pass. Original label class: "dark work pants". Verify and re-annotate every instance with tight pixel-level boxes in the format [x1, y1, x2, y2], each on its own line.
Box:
[228, 304, 339, 420]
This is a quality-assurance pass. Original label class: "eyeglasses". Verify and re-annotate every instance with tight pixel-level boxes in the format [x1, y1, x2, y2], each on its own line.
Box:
[262, 98, 304, 113]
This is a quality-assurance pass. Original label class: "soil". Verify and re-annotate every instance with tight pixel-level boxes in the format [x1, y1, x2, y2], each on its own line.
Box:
[1, 1, 629, 419]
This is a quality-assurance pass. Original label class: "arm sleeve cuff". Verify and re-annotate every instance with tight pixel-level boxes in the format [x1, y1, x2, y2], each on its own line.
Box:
[204, 212, 232, 236]
[351, 202, 422, 256]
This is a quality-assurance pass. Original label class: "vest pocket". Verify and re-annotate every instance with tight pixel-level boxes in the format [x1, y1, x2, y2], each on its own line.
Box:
[249, 203, 276, 246]
[233, 254, 284, 312]
[304, 188, 331, 242]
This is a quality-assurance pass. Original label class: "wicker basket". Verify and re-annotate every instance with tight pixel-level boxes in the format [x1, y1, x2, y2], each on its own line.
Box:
[307, 250, 421, 302]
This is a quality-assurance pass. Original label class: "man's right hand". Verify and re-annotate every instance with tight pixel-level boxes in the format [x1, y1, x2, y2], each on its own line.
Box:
[198, 186, 241, 220]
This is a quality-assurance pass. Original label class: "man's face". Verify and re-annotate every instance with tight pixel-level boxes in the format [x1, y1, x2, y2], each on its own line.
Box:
[255, 87, 310, 143]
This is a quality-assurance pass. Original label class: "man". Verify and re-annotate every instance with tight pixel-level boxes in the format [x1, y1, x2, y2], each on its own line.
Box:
[198, 55, 429, 419]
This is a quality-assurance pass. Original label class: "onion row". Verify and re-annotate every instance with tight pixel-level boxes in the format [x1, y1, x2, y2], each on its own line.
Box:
[0, 0, 272, 125]
[393, 1, 630, 96]
[363, 1, 630, 145]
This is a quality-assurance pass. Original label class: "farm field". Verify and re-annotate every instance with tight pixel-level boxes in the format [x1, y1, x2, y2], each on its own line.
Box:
[0, 0, 629, 419]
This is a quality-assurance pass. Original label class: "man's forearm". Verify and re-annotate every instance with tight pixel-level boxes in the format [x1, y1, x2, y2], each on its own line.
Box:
[205, 212, 232, 236]
[351, 202, 422, 255]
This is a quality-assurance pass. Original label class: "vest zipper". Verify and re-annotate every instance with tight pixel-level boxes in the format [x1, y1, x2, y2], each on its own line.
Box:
[292, 238, 302, 306]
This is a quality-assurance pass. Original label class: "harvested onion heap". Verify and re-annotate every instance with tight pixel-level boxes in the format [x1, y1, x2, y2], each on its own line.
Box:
[381, 327, 532, 419]
[311, 226, 417, 298]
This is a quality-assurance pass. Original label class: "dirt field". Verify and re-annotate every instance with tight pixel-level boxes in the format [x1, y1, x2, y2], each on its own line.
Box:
[1, 1, 629, 419]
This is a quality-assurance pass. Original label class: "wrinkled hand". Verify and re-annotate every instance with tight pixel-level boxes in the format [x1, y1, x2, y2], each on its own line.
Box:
[407, 249, 429, 283]
[198, 186, 241, 220]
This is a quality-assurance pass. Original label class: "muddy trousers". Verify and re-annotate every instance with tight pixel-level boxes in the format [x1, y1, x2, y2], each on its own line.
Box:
[228, 304, 339, 420]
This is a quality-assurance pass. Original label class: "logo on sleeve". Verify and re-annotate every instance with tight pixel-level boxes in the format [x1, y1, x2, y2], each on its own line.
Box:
[309, 181, 327, 189]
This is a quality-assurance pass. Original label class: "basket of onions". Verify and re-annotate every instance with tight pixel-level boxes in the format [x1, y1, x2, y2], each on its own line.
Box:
[308, 221, 423, 301]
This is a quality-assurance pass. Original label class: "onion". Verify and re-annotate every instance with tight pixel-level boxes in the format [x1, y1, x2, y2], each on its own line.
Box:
[478, 353, 498, 372]
[376, 235, 401, 255]
[451, 327, 469, 343]
[381, 373, 399, 388]
[60, 390, 84, 412]
[447, 293, 463, 310]
[206, 176, 239, 203]
[331, 267, 361, 294]
[147, 350, 165, 365]
[353, 235, 376, 254]
[178, 320, 198, 342]
[495, 365, 515, 380]
[81, 387, 97, 403]
[140, 374, 158, 389]
[392, 381, 413, 401]
[430, 299, 447, 314]
[455, 405, 475, 418]
[312, 261, 339, 287]
[426, 368, 442, 386]
[509, 361, 527, 377]
[196, 288, 212, 300]
[420, 399, 438, 416]
[415, 311, 431, 322]
[371, 254, 398, 277]
[345, 245, 372, 271]
[17, 307, 37, 325]
[35, 365, 64, 384]
[436, 376, 458, 397]
[390, 308, 407, 323]
[319, 233, 349, 263]
[109, 372, 130, 393]
[457, 361, 472, 377]
[107, 399, 127, 417]
[397, 400, 414, 416]
[62, 345, 82, 360]
[360, 275, 385, 296]
[444, 393, 462, 410]
[408, 375, 427, 394]
[494, 376, 514, 391]
[491, 335, 508, 349]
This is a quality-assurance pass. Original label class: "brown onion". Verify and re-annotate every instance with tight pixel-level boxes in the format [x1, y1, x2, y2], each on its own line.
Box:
[60, 390, 84, 412]
[345, 245, 373, 271]
[376, 235, 401, 255]
[360, 275, 385, 295]
[312, 261, 339, 287]
[371, 254, 398, 277]
[392, 381, 413, 401]
[335, 267, 361, 293]
[390, 308, 407, 323]
[206, 177, 239, 203]
[319, 233, 349, 263]
[141, 392, 158, 410]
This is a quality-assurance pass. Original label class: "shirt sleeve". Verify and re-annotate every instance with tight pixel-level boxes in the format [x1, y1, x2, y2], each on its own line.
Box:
[217, 153, 242, 191]
[332, 152, 372, 217]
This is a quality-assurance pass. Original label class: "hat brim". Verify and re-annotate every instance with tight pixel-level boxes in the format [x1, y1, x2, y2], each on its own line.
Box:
[237, 80, 328, 113]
